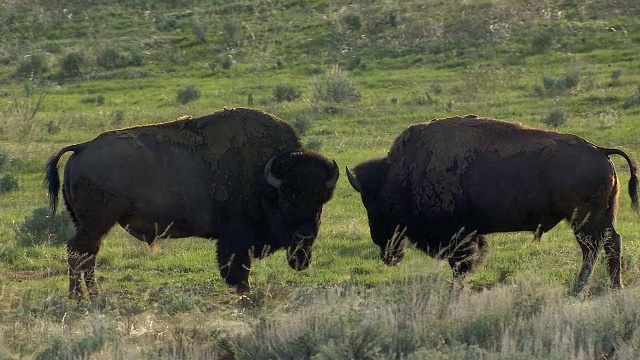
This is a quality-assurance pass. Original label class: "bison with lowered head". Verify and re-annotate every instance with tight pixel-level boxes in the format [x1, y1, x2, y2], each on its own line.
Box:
[46, 108, 339, 298]
[347, 115, 638, 293]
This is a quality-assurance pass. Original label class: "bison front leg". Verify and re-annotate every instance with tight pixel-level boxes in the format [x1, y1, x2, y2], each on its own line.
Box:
[218, 224, 254, 295]
[217, 246, 251, 295]
[447, 234, 488, 279]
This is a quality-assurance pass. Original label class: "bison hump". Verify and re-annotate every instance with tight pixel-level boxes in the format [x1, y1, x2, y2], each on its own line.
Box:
[387, 116, 580, 214]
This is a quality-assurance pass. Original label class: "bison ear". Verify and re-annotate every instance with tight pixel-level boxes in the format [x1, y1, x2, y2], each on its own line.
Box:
[346, 166, 362, 193]
[264, 156, 282, 188]
[326, 160, 339, 190]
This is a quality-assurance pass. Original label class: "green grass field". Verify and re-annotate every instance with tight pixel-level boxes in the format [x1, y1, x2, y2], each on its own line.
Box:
[1, 1, 640, 358]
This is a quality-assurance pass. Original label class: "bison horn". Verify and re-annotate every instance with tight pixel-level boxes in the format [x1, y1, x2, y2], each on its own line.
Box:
[264, 156, 282, 188]
[326, 160, 339, 190]
[346, 166, 362, 193]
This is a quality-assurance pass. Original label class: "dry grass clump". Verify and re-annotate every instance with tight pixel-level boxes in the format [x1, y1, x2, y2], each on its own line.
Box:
[226, 273, 640, 359]
[1, 270, 640, 358]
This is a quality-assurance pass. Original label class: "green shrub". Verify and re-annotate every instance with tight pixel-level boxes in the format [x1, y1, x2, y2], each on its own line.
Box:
[15, 206, 74, 246]
[0, 173, 19, 193]
[542, 74, 563, 93]
[191, 16, 207, 44]
[610, 69, 622, 84]
[345, 56, 366, 71]
[220, 56, 234, 70]
[342, 13, 362, 31]
[563, 69, 580, 89]
[156, 16, 178, 32]
[542, 109, 567, 128]
[305, 139, 322, 152]
[273, 83, 302, 102]
[312, 66, 360, 104]
[128, 50, 144, 67]
[292, 115, 312, 135]
[536, 68, 581, 97]
[59, 51, 85, 78]
[96, 46, 127, 70]
[530, 29, 555, 54]
[176, 84, 201, 104]
[207, 61, 218, 73]
[222, 18, 242, 46]
[15, 52, 48, 80]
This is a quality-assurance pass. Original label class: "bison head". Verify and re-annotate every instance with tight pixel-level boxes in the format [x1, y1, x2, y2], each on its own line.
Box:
[346, 160, 406, 266]
[262, 151, 339, 270]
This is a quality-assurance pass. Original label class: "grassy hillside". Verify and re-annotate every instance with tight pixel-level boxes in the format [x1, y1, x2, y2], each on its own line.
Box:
[1, 0, 640, 358]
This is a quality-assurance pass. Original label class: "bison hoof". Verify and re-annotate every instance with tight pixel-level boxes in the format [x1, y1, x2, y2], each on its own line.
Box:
[610, 282, 623, 291]
[234, 283, 251, 296]
[68, 290, 84, 300]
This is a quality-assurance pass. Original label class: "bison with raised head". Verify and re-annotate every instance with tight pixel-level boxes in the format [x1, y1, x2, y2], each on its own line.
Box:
[46, 108, 339, 298]
[347, 115, 638, 293]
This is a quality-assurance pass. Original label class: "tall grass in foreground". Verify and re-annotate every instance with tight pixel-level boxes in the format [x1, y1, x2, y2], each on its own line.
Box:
[2, 271, 639, 359]
[231, 275, 640, 359]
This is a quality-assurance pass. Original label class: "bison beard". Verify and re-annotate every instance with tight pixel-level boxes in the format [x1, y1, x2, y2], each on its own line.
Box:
[347, 115, 639, 294]
[45, 108, 339, 298]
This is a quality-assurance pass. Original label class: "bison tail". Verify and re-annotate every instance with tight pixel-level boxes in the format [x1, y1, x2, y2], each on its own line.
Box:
[599, 147, 639, 214]
[630, 171, 639, 214]
[44, 144, 85, 214]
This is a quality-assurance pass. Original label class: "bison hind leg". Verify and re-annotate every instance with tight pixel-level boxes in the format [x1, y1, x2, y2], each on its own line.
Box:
[67, 227, 104, 299]
[571, 225, 622, 295]
[66, 183, 129, 299]
[569, 187, 621, 295]
[603, 228, 622, 289]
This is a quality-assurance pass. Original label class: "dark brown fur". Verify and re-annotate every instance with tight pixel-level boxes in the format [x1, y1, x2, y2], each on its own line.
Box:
[46, 108, 340, 298]
[348, 115, 638, 293]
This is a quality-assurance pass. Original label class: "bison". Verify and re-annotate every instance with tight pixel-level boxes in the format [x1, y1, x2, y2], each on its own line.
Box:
[46, 107, 339, 298]
[346, 115, 638, 293]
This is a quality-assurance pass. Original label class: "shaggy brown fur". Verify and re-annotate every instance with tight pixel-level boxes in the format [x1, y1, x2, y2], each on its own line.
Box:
[388, 115, 586, 213]
[348, 115, 638, 294]
[91, 108, 301, 210]
[46, 108, 339, 298]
